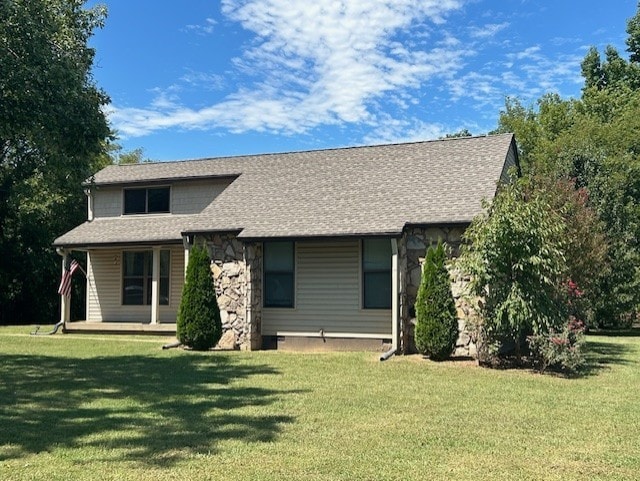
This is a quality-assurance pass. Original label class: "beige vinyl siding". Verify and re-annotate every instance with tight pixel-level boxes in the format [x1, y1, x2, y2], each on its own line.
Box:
[93, 187, 122, 217]
[92, 180, 232, 219]
[171, 179, 230, 214]
[262, 240, 392, 337]
[86, 246, 184, 323]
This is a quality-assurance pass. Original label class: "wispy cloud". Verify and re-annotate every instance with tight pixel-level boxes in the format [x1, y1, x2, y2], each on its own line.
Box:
[184, 17, 217, 35]
[179, 69, 225, 91]
[363, 115, 447, 145]
[509, 45, 542, 61]
[110, 0, 466, 137]
[469, 22, 509, 38]
[109, 1, 588, 142]
[445, 44, 585, 115]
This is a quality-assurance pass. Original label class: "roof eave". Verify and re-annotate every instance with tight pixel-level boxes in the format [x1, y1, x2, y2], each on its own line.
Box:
[53, 238, 184, 249]
[82, 173, 241, 188]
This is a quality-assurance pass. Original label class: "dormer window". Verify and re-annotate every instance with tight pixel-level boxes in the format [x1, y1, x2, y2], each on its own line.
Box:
[123, 187, 170, 214]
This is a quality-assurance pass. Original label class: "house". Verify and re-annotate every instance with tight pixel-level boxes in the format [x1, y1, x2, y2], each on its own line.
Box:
[53, 133, 519, 353]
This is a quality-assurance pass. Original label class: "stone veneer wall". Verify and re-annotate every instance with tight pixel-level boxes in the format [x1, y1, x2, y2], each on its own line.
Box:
[401, 225, 477, 357]
[243, 242, 262, 350]
[201, 233, 261, 350]
[198, 227, 475, 354]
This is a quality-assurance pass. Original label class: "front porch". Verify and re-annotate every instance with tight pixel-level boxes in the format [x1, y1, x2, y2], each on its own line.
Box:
[63, 321, 177, 335]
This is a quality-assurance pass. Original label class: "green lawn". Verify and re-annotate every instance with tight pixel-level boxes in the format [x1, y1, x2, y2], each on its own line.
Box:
[0, 326, 638, 481]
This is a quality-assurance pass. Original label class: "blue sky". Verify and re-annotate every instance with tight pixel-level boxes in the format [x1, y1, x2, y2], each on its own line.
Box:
[87, 0, 637, 161]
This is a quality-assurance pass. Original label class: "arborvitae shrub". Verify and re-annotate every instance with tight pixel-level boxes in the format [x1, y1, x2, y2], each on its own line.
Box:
[177, 245, 222, 350]
[414, 242, 458, 360]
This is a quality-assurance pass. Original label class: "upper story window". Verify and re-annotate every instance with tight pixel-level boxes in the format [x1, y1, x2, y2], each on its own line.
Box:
[123, 187, 170, 215]
[362, 238, 392, 309]
[264, 241, 295, 308]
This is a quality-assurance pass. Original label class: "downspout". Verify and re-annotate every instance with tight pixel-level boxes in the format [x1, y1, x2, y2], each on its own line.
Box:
[84, 187, 94, 222]
[380, 238, 399, 361]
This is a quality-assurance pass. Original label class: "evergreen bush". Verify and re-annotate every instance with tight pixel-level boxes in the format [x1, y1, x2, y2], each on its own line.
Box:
[177, 245, 222, 351]
[414, 242, 458, 360]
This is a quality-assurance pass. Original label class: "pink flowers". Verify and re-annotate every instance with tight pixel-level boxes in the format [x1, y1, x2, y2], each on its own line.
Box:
[550, 336, 569, 346]
[567, 279, 584, 298]
[568, 316, 585, 333]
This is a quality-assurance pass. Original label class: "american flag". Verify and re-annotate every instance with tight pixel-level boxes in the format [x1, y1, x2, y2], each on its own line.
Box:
[57, 259, 80, 297]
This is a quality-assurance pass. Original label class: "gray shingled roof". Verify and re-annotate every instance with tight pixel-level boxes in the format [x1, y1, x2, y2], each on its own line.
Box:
[54, 215, 202, 247]
[54, 134, 516, 247]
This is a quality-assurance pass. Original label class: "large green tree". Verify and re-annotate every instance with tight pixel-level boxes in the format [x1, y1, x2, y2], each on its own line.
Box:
[490, 4, 640, 327]
[0, 0, 110, 323]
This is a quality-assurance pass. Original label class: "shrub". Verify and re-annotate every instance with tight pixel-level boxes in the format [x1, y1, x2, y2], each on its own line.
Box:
[177, 245, 222, 351]
[527, 317, 586, 373]
[457, 178, 569, 361]
[414, 242, 458, 360]
[531, 175, 609, 328]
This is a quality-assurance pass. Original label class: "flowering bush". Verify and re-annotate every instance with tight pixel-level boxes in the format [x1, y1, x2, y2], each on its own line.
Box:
[527, 317, 586, 373]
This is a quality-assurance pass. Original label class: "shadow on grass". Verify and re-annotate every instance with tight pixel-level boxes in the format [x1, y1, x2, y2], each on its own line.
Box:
[587, 326, 640, 337]
[0, 353, 300, 465]
[580, 339, 634, 377]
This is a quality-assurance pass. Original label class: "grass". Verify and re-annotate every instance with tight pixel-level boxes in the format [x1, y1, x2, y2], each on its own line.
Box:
[0, 326, 639, 480]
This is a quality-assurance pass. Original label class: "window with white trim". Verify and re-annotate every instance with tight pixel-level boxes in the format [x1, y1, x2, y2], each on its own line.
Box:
[122, 250, 170, 305]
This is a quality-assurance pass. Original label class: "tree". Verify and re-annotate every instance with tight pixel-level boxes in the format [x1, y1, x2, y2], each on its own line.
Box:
[441, 129, 473, 139]
[491, 97, 540, 172]
[116, 148, 148, 165]
[103, 140, 150, 165]
[414, 242, 458, 361]
[626, 3, 640, 63]
[177, 246, 222, 351]
[0, 0, 110, 323]
[529, 176, 609, 327]
[490, 3, 640, 327]
[458, 179, 568, 360]
[581, 47, 604, 90]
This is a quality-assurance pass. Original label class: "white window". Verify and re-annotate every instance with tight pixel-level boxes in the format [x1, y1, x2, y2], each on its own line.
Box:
[122, 250, 170, 305]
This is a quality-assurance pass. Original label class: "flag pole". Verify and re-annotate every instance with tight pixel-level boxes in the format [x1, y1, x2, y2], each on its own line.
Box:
[56, 248, 71, 330]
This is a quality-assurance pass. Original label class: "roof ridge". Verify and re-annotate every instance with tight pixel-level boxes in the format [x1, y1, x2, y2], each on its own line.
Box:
[115, 132, 514, 166]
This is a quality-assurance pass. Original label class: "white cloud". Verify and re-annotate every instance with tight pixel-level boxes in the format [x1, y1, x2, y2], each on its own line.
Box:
[509, 45, 542, 60]
[446, 44, 586, 114]
[469, 22, 509, 39]
[179, 70, 225, 91]
[363, 116, 447, 145]
[110, 0, 466, 138]
[184, 17, 217, 35]
[109, 1, 589, 143]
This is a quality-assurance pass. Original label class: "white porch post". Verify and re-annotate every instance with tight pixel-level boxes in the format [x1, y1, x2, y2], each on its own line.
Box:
[391, 238, 399, 353]
[151, 247, 160, 324]
[58, 250, 71, 325]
